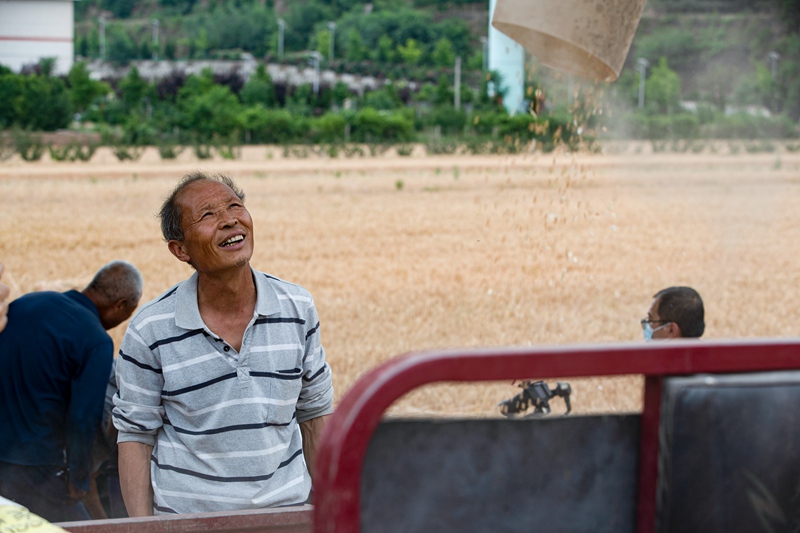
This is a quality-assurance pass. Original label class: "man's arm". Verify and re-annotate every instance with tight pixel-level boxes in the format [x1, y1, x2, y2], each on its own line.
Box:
[67, 342, 114, 492]
[118, 442, 154, 517]
[299, 414, 330, 481]
[82, 473, 108, 520]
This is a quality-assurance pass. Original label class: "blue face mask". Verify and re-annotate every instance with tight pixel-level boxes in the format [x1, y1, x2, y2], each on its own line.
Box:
[642, 322, 654, 341]
[643, 322, 667, 341]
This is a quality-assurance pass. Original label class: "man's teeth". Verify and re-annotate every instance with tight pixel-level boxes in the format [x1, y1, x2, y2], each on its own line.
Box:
[221, 235, 244, 247]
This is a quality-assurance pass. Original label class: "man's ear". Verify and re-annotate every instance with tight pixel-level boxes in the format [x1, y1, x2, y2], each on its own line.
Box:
[168, 240, 191, 264]
[113, 298, 129, 312]
[666, 322, 682, 339]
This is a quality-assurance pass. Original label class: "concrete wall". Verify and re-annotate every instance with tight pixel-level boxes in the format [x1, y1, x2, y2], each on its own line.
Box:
[0, 0, 74, 75]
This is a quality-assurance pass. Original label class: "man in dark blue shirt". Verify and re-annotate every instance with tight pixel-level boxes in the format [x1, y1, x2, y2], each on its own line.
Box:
[0, 261, 142, 522]
[0, 263, 9, 333]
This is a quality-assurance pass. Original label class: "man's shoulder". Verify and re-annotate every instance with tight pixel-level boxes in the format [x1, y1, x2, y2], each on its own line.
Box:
[257, 270, 315, 300]
[128, 281, 184, 326]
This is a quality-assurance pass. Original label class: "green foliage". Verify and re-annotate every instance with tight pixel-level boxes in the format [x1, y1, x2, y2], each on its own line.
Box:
[201, 3, 276, 57]
[283, 1, 332, 52]
[0, 134, 14, 161]
[645, 58, 681, 114]
[3, 68, 71, 131]
[238, 107, 306, 144]
[428, 106, 466, 135]
[397, 38, 423, 66]
[373, 35, 396, 63]
[312, 29, 331, 58]
[179, 72, 242, 140]
[67, 62, 111, 114]
[240, 65, 276, 108]
[119, 66, 149, 112]
[432, 38, 455, 68]
[351, 108, 414, 142]
[107, 23, 137, 65]
[310, 113, 347, 143]
[396, 144, 414, 156]
[157, 138, 185, 159]
[48, 143, 75, 162]
[345, 29, 366, 62]
[701, 113, 798, 139]
[363, 86, 402, 110]
[12, 129, 45, 161]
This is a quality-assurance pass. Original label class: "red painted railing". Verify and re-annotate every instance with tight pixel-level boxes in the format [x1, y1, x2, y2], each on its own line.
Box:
[313, 339, 800, 533]
[57, 505, 312, 533]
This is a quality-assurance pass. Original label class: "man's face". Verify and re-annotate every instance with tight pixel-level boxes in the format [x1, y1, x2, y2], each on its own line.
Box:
[101, 298, 140, 330]
[644, 298, 679, 340]
[168, 180, 254, 274]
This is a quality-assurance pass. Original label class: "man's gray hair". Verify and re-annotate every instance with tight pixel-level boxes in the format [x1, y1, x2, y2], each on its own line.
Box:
[85, 261, 143, 304]
[159, 172, 246, 242]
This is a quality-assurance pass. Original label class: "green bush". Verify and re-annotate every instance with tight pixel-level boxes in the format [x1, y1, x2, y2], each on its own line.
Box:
[239, 107, 307, 144]
[428, 107, 467, 136]
[310, 114, 347, 143]
[12, 129, 45, 161]
[701, 113, 798, 139]
[351, 108, 414, 142]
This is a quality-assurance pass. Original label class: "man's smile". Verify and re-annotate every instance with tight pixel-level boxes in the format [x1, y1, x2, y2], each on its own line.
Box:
[220, 235, 245, 247]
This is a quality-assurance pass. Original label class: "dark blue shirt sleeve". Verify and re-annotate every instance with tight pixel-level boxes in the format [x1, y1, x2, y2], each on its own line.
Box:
[66, 339, 113, 491]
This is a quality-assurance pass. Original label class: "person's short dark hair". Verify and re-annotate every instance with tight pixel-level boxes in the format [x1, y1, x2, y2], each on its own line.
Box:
[158, 172, 245, 242]
[653, 286, 705, 338]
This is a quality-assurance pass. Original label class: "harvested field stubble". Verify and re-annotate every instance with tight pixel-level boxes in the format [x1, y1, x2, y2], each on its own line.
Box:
[2, 151, 800, 417]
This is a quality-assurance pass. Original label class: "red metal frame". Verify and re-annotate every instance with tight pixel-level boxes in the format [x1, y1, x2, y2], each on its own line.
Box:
[313, 340, 800, 533]
[57, 505, 312, 533]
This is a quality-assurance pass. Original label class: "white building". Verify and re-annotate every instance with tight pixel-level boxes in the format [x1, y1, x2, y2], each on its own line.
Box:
[0, 0, 75, 75]
[488, 0, 525, 115]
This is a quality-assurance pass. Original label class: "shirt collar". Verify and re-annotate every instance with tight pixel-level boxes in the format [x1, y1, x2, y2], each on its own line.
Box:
[174, 268, 281, 330]
[65, 290, 101, 320]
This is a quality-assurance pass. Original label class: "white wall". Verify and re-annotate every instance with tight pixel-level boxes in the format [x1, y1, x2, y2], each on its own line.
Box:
[488, 0, 525, 115]
[0, 0, 74, 74]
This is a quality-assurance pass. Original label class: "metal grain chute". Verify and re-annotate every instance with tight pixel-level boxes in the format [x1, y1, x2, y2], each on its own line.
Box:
[491, 0, 647, 81]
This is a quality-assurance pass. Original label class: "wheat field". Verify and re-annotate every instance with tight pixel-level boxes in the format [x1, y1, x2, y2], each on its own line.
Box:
[2, 145, 799, 417]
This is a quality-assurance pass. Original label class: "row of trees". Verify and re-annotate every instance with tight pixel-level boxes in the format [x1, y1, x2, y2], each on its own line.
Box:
[75, 2, 480, 74]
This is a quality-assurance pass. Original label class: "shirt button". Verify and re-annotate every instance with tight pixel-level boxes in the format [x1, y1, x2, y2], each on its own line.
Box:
[224, 346, 230, 352]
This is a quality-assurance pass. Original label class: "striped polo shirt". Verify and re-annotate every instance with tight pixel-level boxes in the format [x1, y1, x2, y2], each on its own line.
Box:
[112, 268, 334, 514]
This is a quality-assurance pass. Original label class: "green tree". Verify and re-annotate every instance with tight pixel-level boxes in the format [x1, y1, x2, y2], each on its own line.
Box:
[179, 83, 242, 139]
[645, 57, 681, 114]
[397, 38, 422, 66]
[67, 62, 111, 113]
[312, 29, 331, 58]
[240, 65, 275, 107]
[345, 28, 365, 61]
[107, 24, 137, 65]
[119, 66, 148, 112]
[434, 74, 452, 106]
[372, 35, 395, 63]
[14, 71, 71, 130]
[165, 39, 177, 60]
[432, 37, 455, 67]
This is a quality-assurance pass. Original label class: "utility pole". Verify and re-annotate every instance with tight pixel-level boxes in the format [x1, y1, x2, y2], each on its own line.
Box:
[327, 21, 336, 63]
[278, 19, 285, 60]
[311, 51, 322, 96]
[99, 16, 106, 60]
[637, 57, 649, 109]
[454, 56, 461, 109]
[769, 51, 780, 114]
[152, 19, 160, 61]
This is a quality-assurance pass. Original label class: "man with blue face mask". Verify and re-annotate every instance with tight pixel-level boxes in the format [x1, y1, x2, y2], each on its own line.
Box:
[641, 286, 705, 341]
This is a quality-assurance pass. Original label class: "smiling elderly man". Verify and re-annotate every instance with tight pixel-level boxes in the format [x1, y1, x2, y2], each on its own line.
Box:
[113, 173, 333, 516]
